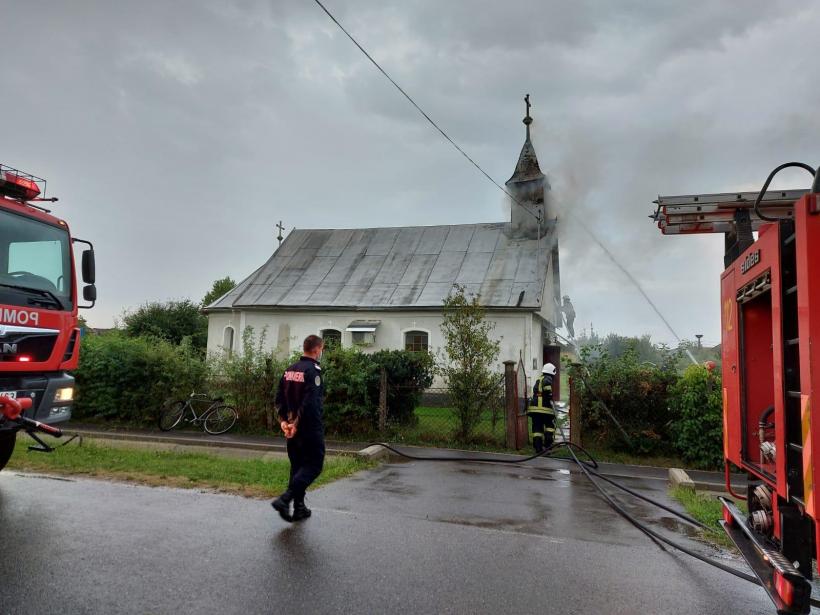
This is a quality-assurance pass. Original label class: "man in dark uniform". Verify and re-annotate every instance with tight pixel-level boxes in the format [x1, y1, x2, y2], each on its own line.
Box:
[271, 335, 326, 523]
[528, 362, 557, 453]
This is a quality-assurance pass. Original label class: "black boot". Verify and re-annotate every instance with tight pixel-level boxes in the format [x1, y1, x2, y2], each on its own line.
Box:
[271, 491, 294, 522]
[292, 500, 312, 522]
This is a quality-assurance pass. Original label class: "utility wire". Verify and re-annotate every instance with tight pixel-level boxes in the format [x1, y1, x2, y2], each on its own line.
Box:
[313, 0, 694, 357]
[311, 0, 535, 218]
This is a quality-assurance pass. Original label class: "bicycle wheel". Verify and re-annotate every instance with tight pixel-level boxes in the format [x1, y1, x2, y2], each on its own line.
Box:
[158, 401, 186, 431]
[203, 404, 238, 435]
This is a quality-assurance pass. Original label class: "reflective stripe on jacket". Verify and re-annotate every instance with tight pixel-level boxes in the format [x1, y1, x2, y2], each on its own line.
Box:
[528, 375, 555, 415]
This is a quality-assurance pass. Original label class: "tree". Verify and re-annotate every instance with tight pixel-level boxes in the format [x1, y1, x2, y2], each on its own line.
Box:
[122, 299, 208, 351]
[439, 285, 501, 440]
[202, 276, 236, 307]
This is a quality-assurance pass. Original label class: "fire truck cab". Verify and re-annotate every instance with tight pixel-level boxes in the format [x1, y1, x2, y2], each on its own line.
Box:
[0, 164, 96, 472]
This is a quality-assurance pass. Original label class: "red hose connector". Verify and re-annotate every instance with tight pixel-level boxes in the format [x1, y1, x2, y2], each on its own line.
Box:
[0, 396, 32, 421]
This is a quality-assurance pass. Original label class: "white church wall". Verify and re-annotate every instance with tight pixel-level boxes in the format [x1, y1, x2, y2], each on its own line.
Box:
[206, 309, 535, 385]
[206, 312, 240, 355]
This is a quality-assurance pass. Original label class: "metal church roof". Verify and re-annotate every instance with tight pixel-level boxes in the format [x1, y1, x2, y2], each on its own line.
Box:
[206, 222, 556, 311]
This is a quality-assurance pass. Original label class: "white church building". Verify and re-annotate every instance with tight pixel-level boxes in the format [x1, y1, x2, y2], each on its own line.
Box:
[204, 103, 564, 389]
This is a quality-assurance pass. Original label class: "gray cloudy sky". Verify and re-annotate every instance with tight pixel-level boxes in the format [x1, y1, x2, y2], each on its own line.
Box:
[4, 0, 820, 345]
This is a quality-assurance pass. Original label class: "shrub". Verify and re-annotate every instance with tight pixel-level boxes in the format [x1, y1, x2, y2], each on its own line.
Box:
[372, 349, 435, 426]
[321, 347, 435, 434]
[668, 365, 723, 469]
[74, 332, 207, 423]
[321, 346, 379, 433]
[208, 327, 286, 430]
[569, 342, 680, 454]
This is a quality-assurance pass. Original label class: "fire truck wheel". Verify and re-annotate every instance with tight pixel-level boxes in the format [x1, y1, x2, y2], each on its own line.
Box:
[0, 430, 15, 471]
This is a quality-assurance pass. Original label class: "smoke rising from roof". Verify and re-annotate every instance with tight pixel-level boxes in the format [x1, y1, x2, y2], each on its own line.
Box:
[1, 0, 816, 345]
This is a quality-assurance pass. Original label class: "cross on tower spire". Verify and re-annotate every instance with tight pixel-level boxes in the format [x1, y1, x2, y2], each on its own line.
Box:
[507, 94, 544, 185]
[523, 93, 533, 139]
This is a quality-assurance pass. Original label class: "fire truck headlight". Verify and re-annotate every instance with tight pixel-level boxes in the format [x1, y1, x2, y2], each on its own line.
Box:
[54, 387, 74, 402]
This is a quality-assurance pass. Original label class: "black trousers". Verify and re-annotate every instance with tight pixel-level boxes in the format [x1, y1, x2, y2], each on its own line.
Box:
[287, 433, 325, 501]
[529, 413, 556, 452]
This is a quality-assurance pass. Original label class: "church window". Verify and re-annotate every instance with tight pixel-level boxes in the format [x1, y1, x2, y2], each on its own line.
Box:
[352, 331, 375, 346]
[321, 328, 342, 350]
[404, 330, 429, 352]
[222, 326, 235, 357]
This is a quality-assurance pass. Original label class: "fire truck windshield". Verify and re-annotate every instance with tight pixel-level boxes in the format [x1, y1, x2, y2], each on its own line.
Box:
[0, 208, 72, 311]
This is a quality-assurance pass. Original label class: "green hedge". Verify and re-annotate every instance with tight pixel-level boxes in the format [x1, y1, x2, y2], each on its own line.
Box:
[72, 329, 434, 436]
[321, 347, 379, 433]
[668, 365, 723, 469]
[74, 332, 207, 424]
[321, 347, 435, 434]
[569, 341, 725, 467]
[570, 343, 679, 455]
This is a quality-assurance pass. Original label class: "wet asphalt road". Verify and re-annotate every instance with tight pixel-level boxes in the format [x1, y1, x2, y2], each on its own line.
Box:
[0, 458, 772, 615]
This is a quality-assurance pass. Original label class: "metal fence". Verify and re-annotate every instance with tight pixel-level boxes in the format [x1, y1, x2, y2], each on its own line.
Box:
[381, 379, 508, 448]
[354, 362, 576, 451]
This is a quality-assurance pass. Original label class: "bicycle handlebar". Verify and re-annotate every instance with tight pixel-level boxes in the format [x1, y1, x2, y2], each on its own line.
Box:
[188, 393, 224, 403]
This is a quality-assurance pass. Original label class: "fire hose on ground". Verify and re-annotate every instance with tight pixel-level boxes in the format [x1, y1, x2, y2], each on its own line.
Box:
[368, 440, 820, 609]
[2, 391, 816, 606]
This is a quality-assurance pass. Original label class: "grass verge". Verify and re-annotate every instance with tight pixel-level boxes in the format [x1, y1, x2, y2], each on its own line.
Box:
[7, 437, 374, 499]
[71, 414, 703, 470]
[670, 486, 747, 550]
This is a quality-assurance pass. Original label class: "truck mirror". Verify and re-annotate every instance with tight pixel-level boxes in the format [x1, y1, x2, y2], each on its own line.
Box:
[83, 284, 97, 302]
[82, 250, 96, 284]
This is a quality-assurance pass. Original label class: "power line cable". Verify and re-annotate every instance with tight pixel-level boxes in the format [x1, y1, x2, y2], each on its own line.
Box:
[310, 0, 535, 218]
[312, 0, 694, 360]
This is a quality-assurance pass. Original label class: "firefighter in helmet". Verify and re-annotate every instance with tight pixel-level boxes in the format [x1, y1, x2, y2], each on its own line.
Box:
[529, 362, 557, 453]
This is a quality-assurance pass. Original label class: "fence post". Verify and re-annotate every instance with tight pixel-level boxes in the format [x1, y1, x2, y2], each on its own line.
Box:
[503, 360, 517, 449]
[569, 375, 581, 446]
[379, 367, 387, 434]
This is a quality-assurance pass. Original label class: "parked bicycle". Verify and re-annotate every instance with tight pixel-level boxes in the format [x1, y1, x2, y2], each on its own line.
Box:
[158, 392, 238, 435]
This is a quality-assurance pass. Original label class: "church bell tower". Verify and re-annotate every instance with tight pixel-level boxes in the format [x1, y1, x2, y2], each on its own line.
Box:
[506, 95, 551, 239]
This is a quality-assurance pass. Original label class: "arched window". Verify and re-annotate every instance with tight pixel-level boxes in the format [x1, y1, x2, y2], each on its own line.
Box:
[321, 328, 342, 350]
[404, 330, 429, 352]
[223, 326, 235, 356]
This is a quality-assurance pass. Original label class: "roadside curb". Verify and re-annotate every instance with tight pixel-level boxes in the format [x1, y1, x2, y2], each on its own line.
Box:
[59, 426, 745, 486]
[64, 428, 357, 457]
[669, 467, 696, 490]
[357, 445, 389, 460]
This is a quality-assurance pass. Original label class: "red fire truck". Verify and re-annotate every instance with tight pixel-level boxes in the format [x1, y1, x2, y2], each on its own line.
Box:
[0, 164, 96, 472]
[654, 162, 820, 614]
